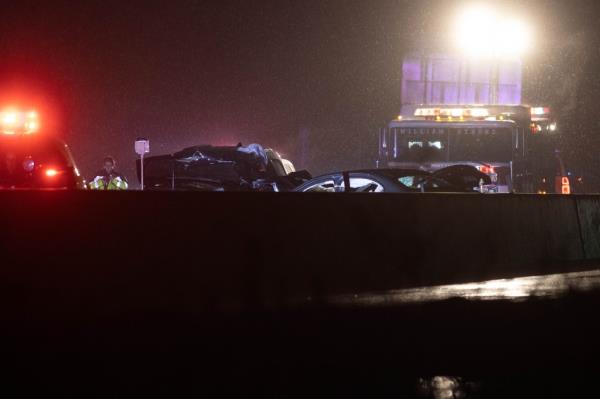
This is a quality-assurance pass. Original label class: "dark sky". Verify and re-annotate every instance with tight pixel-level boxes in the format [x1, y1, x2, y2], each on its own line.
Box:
[1, 0, 599, 184]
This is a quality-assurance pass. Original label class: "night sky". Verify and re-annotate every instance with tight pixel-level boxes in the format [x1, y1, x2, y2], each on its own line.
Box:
[1, 0, 600, 187]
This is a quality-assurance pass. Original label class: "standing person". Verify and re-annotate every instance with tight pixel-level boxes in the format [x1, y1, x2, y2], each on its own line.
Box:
[89, 156, 128, 190]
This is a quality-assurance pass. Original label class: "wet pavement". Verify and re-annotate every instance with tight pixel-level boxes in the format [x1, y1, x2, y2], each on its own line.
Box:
[330, 268, 600, 306]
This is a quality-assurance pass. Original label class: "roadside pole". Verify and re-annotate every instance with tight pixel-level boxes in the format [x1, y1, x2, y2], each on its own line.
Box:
[135, 138, 150, 191]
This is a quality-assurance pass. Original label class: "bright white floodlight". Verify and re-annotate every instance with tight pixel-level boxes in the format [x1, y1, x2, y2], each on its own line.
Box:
[453, 6, 532, 58]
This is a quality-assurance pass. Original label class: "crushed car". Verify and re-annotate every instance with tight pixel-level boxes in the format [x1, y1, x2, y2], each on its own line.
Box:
[294, 165, 492, 193]
[137, 143, 310, 191]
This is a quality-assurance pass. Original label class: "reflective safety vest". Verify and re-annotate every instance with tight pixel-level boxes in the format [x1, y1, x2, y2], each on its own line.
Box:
[88, 175, 128, 190]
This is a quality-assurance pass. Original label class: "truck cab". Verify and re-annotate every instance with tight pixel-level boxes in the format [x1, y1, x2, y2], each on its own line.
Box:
[379, 105, 566, 193]
[379, 53, 569, 193]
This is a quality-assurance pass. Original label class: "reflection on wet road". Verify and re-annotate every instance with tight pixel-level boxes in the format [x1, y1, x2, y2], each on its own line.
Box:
[330, 269, 600, 306]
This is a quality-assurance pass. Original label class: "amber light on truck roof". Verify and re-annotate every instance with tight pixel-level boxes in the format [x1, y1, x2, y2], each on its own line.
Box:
[415, 107, 490, 118]
[1, 109, 40, 135]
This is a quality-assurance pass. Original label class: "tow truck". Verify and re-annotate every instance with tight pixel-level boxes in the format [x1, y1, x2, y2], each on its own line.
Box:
[378, 53, 569, 194]
[0, 109, 85, 190]
[379, 105, 567, 194]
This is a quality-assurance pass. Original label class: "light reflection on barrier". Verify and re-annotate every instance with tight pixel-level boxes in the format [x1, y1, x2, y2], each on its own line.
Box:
[327, 269, 600, 306]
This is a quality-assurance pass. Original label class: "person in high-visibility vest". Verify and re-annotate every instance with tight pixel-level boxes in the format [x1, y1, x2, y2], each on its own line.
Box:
[88, 156, 128, 190]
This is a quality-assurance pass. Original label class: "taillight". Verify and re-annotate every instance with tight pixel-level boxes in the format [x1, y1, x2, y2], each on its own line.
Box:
[478, 165, 495, 174]
[45, 168, 61, 177]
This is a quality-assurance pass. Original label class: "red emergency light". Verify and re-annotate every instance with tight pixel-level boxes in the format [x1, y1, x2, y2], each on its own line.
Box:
[1, 109, 39, 135]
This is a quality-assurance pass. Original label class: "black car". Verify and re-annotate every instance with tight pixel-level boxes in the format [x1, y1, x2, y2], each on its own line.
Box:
[294, 165, 492, 193]
[137, 143, 310, 191]
[0, 133, 86, 190]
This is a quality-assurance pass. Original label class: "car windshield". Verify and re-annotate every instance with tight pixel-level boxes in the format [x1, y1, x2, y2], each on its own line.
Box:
[397, 175, 423, 188]
[397, 175, 459, 191]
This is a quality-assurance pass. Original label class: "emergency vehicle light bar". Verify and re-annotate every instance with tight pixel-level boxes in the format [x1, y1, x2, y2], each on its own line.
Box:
[1, 110, 39, 135]
[531, 107, 550, 116]
[414, 107, 489, 118]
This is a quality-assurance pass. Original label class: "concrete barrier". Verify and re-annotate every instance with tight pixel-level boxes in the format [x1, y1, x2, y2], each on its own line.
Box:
[0, 192, 595, 313]
[3, 191, 600, 395]
[575, 196, 600, 259]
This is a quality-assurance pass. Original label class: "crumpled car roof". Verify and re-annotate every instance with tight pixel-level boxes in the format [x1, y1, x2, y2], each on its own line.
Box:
[137, 143, 307, 191]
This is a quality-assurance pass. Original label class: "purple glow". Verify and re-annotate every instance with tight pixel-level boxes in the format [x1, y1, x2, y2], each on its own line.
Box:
[401, 54, 522, 108]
